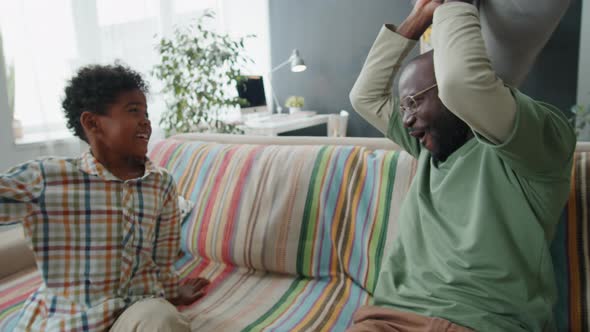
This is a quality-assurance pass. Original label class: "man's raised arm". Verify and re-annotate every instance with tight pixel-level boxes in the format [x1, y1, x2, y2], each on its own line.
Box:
[349, 0, 442, 135]
[432, 0, 517, 144]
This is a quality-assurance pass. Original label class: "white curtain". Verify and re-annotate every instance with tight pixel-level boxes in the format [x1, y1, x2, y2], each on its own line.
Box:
[0, 0, 270, 146]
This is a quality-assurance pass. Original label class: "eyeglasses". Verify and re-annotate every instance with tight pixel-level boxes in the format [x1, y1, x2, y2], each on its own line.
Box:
[400, 83, 438, 117]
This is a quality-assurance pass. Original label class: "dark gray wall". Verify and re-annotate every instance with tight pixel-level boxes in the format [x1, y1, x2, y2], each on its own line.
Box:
[269, 0, 415, 137]
[269, 0, 581, 137]
[520, 0, 581, 114]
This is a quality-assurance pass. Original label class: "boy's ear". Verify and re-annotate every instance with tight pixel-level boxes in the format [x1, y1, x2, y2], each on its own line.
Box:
[80, 111, 101, 136]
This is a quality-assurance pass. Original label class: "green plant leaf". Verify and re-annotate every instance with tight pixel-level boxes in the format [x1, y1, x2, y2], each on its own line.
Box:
[152, 11, 254, 134]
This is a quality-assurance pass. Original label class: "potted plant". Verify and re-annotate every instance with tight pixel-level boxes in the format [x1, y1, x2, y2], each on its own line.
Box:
[285, 96, 304, 114]
[572, 104, 590, 141]
[152, 10, 253, 136]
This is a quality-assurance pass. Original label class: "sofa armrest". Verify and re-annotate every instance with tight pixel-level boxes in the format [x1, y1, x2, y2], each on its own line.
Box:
[0, 225, 36, 279]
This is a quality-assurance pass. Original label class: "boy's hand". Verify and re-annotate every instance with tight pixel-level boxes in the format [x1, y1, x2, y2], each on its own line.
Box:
[170, 277, 210, 306]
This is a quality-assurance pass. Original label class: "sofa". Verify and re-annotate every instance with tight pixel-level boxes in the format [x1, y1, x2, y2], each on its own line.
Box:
[0, 134, 589, 331]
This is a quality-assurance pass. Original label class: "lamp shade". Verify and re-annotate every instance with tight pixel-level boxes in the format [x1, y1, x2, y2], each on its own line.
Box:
[268, 48, 308, 114]
[290, 49, 307, 72]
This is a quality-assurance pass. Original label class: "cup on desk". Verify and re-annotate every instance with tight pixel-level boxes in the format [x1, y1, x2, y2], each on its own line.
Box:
[328, 111, 349, 137]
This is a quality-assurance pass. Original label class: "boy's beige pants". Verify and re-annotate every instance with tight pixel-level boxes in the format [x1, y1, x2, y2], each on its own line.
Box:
[110, 298, 190, 332]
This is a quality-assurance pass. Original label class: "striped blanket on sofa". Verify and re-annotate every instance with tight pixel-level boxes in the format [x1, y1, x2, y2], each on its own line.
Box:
[0, 138, 588, 331]
[148, 139, 415, 331]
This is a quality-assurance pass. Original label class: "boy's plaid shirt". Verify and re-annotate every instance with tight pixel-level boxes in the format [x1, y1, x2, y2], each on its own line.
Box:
[0, 151, 181, 331]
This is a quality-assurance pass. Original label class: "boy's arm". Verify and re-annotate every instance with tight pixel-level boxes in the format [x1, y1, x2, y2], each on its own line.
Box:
[0, 161, 44, 225]
[154, 175, 210, 306]
[153, 178, 182, 301]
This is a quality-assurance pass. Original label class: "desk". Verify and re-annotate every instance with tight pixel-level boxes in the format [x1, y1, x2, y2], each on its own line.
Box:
[239, 112, 330, 136]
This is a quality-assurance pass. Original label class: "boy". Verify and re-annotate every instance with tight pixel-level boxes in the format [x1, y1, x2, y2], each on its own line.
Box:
[0, 64, 208, 331]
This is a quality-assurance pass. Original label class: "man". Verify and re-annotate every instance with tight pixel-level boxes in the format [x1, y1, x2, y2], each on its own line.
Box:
[348, 0, 575, 331]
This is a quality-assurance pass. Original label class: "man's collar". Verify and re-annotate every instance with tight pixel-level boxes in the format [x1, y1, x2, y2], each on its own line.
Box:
[79, 151, 160, 181]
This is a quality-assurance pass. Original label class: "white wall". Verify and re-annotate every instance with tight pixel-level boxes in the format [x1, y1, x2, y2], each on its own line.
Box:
[0, 141, 83, 172]
[579, 0, 590, 106]
[220, 0, 272, 110]
[0, 116, 83, 172]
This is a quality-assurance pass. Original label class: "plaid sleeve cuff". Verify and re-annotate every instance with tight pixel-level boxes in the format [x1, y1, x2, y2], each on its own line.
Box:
[161, 270, 180, 299]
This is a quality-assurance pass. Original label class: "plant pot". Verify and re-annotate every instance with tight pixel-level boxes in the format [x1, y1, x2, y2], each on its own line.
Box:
[289, 107, 302, 114]
[12, 119, 23, 140]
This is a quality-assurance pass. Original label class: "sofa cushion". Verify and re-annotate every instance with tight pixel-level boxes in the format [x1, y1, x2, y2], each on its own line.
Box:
[0, 226, 36, 280]
[149, 140, 416, 293]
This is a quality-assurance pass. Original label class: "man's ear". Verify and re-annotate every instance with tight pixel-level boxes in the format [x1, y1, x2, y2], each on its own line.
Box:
[80, 111, 101, 137]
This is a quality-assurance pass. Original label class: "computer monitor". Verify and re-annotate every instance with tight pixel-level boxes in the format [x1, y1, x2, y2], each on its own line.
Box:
[236, 75, 268, 115]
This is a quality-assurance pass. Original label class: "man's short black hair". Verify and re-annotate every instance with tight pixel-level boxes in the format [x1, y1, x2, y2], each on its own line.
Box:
[62, 63, 149, 142]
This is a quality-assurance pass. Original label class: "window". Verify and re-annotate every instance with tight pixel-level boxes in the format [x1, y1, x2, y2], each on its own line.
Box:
[0, 0, 78, 143]
[0, 0, 269, 145]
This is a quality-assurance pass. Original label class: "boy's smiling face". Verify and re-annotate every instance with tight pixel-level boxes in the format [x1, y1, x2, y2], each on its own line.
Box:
[84, 89, 151, 164]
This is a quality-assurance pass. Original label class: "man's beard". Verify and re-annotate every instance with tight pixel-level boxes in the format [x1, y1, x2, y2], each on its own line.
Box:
[428, 108, 471, 163]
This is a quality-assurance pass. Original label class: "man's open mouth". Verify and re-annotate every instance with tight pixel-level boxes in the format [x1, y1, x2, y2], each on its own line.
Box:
[410, 129, 426, 141]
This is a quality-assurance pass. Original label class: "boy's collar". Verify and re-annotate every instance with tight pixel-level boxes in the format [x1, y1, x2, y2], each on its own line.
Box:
[79, 151, 160, 181]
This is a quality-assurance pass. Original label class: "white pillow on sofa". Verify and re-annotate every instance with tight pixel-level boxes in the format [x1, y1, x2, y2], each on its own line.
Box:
[177, 196, 194, 224]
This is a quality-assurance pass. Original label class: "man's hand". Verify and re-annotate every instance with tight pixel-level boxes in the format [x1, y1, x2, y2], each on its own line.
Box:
[411, 0, 444, 18]
[397, 0, 443, 40]
[444, 0, 474, 3]
[170, 277, 210, 306]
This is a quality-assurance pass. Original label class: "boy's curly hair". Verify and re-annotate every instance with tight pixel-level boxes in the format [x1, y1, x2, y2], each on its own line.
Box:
[62, 64, 149, 142]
